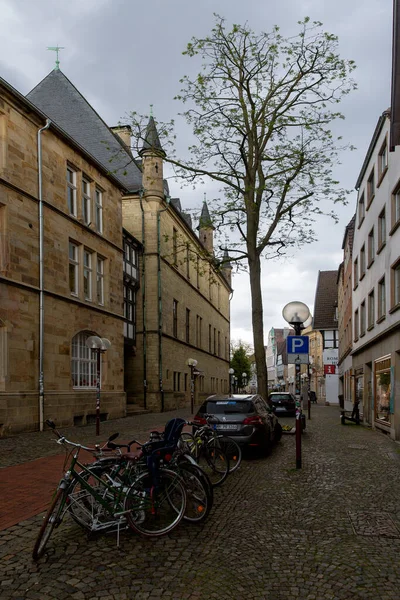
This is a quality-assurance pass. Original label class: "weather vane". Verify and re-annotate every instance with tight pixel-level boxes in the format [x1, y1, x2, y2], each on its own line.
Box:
[47, 46, 65, 70]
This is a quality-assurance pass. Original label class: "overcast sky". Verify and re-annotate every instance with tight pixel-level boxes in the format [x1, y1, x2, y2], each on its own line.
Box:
[0, 0, 394, 347]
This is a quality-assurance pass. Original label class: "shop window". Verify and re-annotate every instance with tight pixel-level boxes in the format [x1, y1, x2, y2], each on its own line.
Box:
[375, 356, 391, 425]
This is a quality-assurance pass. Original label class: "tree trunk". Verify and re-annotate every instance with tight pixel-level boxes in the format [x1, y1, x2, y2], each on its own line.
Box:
[248, 252, 269, 402]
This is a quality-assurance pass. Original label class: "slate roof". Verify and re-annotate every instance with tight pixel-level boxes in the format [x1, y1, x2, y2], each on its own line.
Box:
[140, 115, 164, 154]
[313, 270, 339, 330]
[27, 69, 142, 192]
[198, 200, 214, 229]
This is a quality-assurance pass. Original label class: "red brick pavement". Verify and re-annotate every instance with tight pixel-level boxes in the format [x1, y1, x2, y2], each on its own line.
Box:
[0, 450, 97, 531]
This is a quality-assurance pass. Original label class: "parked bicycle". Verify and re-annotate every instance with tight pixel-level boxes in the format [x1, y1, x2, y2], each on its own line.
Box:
[32, 419, 187, 560]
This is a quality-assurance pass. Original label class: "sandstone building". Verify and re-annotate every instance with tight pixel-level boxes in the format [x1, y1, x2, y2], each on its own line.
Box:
[0, 68, 232, 433]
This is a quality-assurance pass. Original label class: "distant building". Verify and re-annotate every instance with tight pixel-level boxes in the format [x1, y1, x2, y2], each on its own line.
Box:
[313, 271, 339, 405]
[338, 215, 356, 412]
[265, 327, 293, 390]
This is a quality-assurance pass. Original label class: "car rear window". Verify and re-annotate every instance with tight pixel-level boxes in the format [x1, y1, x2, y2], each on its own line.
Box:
[204, 400, 254, 414]
[270, 394, 293, 401]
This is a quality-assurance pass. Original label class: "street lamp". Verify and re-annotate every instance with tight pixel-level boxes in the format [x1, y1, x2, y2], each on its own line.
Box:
[282, 301, 310, 469]
[85, 335, 111, 436]
[187, 358, 198, 414]
[242, 372, 247, 392]
[228, 368, 234, 395]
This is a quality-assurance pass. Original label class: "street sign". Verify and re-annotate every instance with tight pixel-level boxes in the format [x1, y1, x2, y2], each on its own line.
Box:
[287, 336, 309, 355]
[288, 353, 309, 365]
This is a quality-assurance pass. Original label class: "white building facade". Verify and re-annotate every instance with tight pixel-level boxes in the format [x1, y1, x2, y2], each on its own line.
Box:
[352, 111, 400, 439]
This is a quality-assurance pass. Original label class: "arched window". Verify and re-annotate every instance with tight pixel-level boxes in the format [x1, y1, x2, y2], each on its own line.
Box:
[71, 331, 98, 388]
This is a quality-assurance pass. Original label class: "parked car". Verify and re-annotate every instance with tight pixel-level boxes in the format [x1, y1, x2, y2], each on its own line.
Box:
[193, 394, 282, 454]
[268, 392, 296, 417]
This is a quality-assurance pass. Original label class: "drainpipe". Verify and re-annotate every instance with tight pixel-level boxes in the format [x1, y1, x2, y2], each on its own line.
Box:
[139, 190, 147, 409]
[37, 119, 51, 431]
[157, 196, 171, 412]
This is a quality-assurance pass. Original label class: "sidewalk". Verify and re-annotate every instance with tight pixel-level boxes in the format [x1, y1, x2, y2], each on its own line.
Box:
[0, 407, 194, 531]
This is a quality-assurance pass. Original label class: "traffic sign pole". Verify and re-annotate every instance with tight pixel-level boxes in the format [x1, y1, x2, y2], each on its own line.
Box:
[295, 361, 302, 469]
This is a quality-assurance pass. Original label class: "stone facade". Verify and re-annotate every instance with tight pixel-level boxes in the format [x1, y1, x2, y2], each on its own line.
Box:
[122, 146, 231, 412]
[0, 81, 126, 433]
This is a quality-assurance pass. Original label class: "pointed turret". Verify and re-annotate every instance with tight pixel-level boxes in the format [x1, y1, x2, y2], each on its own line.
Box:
[221, 248, 233, 287]
[198, 199, 215, 254]
[139, 114, 165, 200]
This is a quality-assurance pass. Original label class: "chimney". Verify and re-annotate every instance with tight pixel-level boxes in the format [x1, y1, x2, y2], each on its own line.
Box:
[111, 125, 132, 153]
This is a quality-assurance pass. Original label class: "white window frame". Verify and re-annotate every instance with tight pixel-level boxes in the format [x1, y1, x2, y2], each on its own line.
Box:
[97, 257, 104, 305]
[69, 242, 79, 296]
[82, 177, 91, 226]
[67, 166, 77, 217]
[83, 250, 93, 300]
[95, 187, 103, 234]
[71, 331, 98, 388]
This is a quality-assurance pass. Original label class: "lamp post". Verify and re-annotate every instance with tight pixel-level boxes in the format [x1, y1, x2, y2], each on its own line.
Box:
[233, 376, 238, 394]
[85, 336, 111, 436]
[187, 358, 198, 414]
[282, 301, 310, 469]
[242, 372, 247, 392]
[229, 368, 234, 395]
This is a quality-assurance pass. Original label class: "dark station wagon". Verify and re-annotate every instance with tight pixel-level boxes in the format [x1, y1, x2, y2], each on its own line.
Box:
[268, 392, 296, 417]
[193, 394, 282, 453]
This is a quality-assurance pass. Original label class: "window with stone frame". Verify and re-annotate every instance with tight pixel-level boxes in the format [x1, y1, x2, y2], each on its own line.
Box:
[69, 242, 79, 295]
[124, 284, 136, 342]
[354, 309, 359, 341]
[367, 227, 375, 267]
[186, 308, 190, 344]
[378, 277, 386, 320]
[95, 187, 103, 234]
[353, 257, 359, 289]
[391, 183, 400, 232]
[82, 176, 91, 225]
[67, 165, 77, 216]
[378, 207, 386, 251]
[360, 300, 366, 336]
[367, 168, 375, 207]
[358, 192, 365, 227]
[97, 257, 104, 305]
[83, 250, 93, 300]
[368, 289, 375, 329]
[391, 259, 400, 309]
[378, 138, 388, 181]
[173, 299, 178, 337]
[71, 331, 99, 388]
[360, 245, 366, 279]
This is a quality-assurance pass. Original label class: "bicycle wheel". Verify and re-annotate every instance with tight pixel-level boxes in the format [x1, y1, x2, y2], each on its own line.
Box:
[179, 432, 196, 454]
[124, 468, 186, 537]
[32, 488, 66, 560]
[210, 436, 242, 474]
[68, 466, 121, 531]
[176, 463, 213, 523]
[197, 446, 229, 487]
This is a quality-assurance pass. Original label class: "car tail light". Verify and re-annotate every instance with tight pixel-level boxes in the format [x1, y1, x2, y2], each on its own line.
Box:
[243, 415, 263, 425]
[193, 416, 207, 425]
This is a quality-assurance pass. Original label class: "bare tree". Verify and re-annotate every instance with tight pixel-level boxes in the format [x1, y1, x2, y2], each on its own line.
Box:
[129, 15, 356, 400]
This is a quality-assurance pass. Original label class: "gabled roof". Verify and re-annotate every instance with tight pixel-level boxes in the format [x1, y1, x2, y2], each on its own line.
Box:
[341, 213, 356, 252]
[27, 69, 142, 192]
[313, 270, 339, 330]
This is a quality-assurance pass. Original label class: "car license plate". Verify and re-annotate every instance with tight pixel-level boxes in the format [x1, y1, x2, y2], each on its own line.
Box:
[275, 407, 285, 412]
[216, 424, 237, 430]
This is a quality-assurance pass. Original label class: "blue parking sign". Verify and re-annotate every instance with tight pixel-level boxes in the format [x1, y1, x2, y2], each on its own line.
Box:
[287, 336, 309, 354]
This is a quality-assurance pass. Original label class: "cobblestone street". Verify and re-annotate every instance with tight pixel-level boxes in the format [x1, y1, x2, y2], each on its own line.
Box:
[2, 405, 400, 599]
